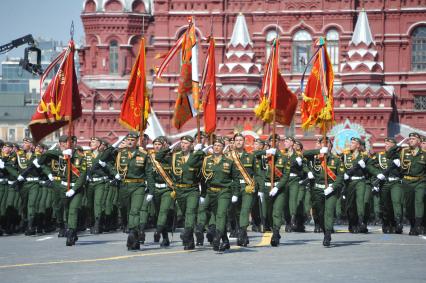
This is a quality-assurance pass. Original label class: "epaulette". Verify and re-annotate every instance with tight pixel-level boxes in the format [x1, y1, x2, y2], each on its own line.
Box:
[138, 147, 147, 154]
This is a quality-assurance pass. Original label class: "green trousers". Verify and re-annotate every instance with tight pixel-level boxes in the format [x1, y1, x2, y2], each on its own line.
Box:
[19, 182, 40, 221]
[238, 187, 254, 229]
[119, 183, 145, 229]
[288, 178, 304, 217]
[0, 183, 7, 217]
[86, 180, 107, 220]
[345, 179, 367, 223]
[64, 190, 83, 230]
[304, 189, 312, 218]
[402, 179, 425, 220]
[52, 181, 67, 225]
[198, 188, 231, 233]
[260, 184, 275, 229]
[311, 186, 337, 231]
[380, 180, 402, 224]
[104, 182, 117, 216]
[175, 187, 199, 230]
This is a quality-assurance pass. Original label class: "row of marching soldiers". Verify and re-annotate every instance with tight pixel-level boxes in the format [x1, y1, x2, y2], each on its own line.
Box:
[0, 131, 425, 250]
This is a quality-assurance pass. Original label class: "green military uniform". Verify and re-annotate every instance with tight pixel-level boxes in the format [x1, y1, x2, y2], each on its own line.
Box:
[400, 133, 426, 235]
[156, 136, 204, 250]
[199, 143, 239, 251]
[110, 140, 154, 250]
[1, 147, 20, 234]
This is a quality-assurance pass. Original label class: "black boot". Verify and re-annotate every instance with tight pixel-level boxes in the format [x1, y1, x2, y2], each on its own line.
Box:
[93, 218, 101, 234]
[25, 218, 36, 236]
[158, 226, 170, 247]
[153, 231, 161, 243]
[66, 229, 76, 246]
[270, 228, 281, 247]
[359, 220, 368, 234]
[195, 224, 204, 246]
[212, 230, 221, 251]
[415, 218, 423, 235]
[127, 229, 140, 250]
[219, 233, 230, 251]
[206, 225, 215, 244]
[314, 223, 320, 233]
[323, 230, 331, 247]
[290, 215, 297, 232]
[138, 224, 145, 244]
[237, 227, 249, 247]
[184, 229, 195, 250]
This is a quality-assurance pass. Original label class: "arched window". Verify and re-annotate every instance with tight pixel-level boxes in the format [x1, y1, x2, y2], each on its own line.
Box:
[412, 26, 426, 71]
[326, 29, 339, 72]
[292, 30, 312, 73]
[265, 30, 278, 61]
[109, 40, 119, 74]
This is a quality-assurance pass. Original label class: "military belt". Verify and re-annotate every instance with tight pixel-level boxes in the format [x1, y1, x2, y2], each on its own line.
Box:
[40, 181, 46, 185]
[388, 177, 400, 181]
[123, 178, 145, 183]
[26, 177, 39, 182]
[403, 175, 423, 181]
[315, 183, 326, 189]
[289, 173, 298, 177]
[265, 182, 279, 187]
[61, 181, 75, 187]
[175, 183, 196, 188]
[0, 178, 6, 183]
[90, 176, 108, 182]
[239, 179, 246, 184]
[208, 187, 224, 192]
[53, 176, 61, 181]
[351, 176, 365, 180]
[155, 183, 167, 188]
[8, 180, 14, 185]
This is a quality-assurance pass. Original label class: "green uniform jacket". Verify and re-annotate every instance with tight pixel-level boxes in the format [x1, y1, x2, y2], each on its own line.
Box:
[201, 154, 239, 197]
[304, 149, 344, 189]
[400, 147, 426, 178]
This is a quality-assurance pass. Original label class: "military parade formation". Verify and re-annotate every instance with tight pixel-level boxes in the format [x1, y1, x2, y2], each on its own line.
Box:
[1, 131, 425, 251]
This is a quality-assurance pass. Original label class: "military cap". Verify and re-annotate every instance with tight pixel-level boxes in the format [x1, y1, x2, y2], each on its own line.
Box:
[421, 137, 426, 143]
[409, 132, 421, 139]
[360, 140, 366, 147]
[153, 136, 166, 144]
[294, 140, 303, 149]
[126, 131, 140, 139]
[254, 138, 266, 145]
[181, 135, 194, 143]
[384, 137, 397, 144]
[222, 136, 230, 142]
[59, 135, 77, 143]
[194, 131, 207, 139]
[284, 136, 295, 143]
[75, 145, 83, 152]
[351, 137, 362, 144]
[23, 137, 33, 143]
[100, 138, 109, 146]
[233, 133, 245, 140]
[214, 137, 226, 146]
[3, 142, 14, 147]
[35, 143, 48, 150]
[269, 134, 281, 141]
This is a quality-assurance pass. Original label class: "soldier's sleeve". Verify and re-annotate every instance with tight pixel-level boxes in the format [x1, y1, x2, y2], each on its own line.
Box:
[230, 160, 240, 197]
[74, 157, 87, 192]
[156, 148, 171, 163]
[187, 150, 206, 168]
[303, 149, 320, 159]
[366, 154, 380, 176]
[276, 160, 290, 190]
[253, 150, 267, 158]
[37, 149, 60, 165]
[145, 157, 155, 195]
[332, 158, 344, 191]
[4, 153, 19, 178]
[199, 157, 208, 198]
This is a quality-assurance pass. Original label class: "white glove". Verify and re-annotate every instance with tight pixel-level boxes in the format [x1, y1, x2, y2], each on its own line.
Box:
[231, 195, 238, 203]
[373, 187, 380, 193]
[48, 174, 54, 181]
[169, 141, 180, 150]
[393, 159, 401, 168]
[266, 148, 277, 155]
[320, 147, 328, 154]
[62, 149, 72, 157]
[98, 160, 106, 167]
[358, 159, 366, 168]
[65, 189, 75, 197]
[308, 172, 314, 179]
[324, 186, 333, 196]
[17, 175, 25, 182]
[377, 173, 386, 181]
[344, 173, 350, 180]
[199, 197, 205, 205]
[269, 187, 279, 197]
[295, 157, 303, 166]
[32, 159, 41, 168]
[202, 145, 213, 154]
[194, 143, 203, 151]
[0, 159, 4, 169]
[257, 191, 264, 200]
[114, 173, 121, 180]
[146, 194, 153, 202]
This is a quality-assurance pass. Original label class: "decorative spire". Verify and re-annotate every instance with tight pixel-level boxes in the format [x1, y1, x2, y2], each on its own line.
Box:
[229, 13, 253, 48]
[350, 9, 374, 46]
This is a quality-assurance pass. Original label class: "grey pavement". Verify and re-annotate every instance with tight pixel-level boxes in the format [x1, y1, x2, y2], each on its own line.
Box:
[0, 225, 425, 283]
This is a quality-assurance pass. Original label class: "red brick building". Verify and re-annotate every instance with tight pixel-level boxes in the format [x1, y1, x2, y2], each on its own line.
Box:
[76, 0, 426, 150]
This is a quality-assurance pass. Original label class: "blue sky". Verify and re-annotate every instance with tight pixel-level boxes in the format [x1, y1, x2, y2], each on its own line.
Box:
[0, 0, 84, 68]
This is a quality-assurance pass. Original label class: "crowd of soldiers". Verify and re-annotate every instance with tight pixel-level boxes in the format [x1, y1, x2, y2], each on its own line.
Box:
[0, 131, 425, 251]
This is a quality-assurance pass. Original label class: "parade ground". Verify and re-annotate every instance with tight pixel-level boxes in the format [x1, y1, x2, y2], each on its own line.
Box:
[1, 225, 425, 283]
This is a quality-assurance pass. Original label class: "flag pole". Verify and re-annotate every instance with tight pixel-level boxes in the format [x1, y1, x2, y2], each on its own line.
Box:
[66, 21, 75, 192]
[139, 16, 146, 146]
[192, 14, 201, 144]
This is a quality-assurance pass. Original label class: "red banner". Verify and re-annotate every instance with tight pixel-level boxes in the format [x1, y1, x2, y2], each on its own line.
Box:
[29, 40, 82, 143]
[119, 37, 149, 131]
[202, 38, 217, 134]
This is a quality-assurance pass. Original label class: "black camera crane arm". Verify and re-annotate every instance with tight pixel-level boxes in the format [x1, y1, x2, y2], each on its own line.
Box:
[0, 34, 35, 54]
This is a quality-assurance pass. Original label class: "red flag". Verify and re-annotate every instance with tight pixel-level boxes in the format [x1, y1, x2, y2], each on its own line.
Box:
[202, 37, 217, 134]
[301, 37, 334, 133]
[119, 37, 149, 131]
[254, 39, 297, 126]
[29, 40, 82, 143]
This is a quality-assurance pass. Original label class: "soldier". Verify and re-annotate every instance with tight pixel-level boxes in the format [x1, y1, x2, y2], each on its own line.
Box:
[400, 132, 426, 235]
[303, 137, 344, 246]
[107, 132, 154, 250]
[250, 138, 267, 232]
[370, 138, 403, 234]
[0, 140, 7, 235]
[200, 137, 239, 251]
[156, 135, 206, 250]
